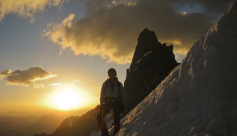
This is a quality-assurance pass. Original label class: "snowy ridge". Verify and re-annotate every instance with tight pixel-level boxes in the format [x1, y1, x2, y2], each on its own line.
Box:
[116, 1, 237, 136]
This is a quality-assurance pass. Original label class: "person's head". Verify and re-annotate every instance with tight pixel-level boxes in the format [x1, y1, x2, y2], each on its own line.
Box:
[108, 68, 117, 79]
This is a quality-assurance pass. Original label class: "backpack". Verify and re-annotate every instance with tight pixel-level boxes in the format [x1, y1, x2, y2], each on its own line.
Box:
[104, 80, 122, 102]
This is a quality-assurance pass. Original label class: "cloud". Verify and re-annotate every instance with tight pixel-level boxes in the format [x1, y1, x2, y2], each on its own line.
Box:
[0, 66, 57, 86]
[0, 69, 12, 77]
[48, 83, 61, 87]
[71, 79, 80, 84]
[43, 0, 232, 64]
[0, 0, 67, 22]
[33, 83, 45, 89]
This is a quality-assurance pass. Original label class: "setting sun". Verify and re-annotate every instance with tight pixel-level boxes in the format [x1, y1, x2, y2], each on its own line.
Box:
[46, 85, 90, 111]
[53, 90, 80, 110]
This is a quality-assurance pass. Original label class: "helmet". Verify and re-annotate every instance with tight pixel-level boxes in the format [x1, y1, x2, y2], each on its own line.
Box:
[108, 68, 117, 76]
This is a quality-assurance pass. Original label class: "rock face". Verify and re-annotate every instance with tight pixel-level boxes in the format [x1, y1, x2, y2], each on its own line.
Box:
[123, 28, 179, 116]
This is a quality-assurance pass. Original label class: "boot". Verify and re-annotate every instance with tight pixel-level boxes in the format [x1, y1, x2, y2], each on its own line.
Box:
[98, 122, 109, 136]
[113, 123, 120, 136]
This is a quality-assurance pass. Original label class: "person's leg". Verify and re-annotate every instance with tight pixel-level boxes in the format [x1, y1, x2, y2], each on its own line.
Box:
[97, 105, 110, 136]
[113, 103, 121, 136]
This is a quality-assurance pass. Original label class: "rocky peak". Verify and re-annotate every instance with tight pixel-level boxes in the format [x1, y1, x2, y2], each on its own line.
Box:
[123, 28, 179, 116]
[129, 28, 175, 72]
[131, 28, 159, 66]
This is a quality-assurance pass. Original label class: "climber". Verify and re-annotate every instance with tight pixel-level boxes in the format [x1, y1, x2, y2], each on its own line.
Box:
[96, 68, 125, 136]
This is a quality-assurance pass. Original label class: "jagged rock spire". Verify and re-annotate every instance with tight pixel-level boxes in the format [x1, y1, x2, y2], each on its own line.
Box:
[123, 28, 179, 116]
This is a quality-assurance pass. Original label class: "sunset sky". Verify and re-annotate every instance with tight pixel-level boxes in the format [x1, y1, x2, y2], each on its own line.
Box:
[0, 0, 232, 115]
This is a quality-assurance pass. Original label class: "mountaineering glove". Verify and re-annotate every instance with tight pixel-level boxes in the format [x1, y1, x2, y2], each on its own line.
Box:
[120, 105, 125, 113]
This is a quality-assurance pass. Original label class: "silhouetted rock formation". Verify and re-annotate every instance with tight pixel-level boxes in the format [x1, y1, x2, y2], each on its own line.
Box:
[123, 28, 179, 116]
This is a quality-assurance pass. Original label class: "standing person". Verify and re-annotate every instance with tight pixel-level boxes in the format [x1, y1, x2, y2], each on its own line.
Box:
[97, 68, 125, 136]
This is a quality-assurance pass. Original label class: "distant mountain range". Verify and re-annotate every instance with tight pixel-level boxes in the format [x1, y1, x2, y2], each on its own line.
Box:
[0, 107, 93, 136]
[0, 108, 92, 120]
[35, 105, 104, 136]
[20, 116, 61, 136]
[0, 115, 60, 136]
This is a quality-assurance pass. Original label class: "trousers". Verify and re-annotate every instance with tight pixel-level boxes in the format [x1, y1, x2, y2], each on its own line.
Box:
[96, 101, 121, 123]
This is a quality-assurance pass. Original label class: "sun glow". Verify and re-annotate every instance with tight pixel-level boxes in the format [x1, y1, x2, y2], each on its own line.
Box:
[53, 90, 80, 110]
[46, 85, 90, 111]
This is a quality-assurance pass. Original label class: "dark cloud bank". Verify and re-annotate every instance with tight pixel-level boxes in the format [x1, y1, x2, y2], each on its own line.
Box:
[0, 66, 56, 86]
[44, 0, 232, 64]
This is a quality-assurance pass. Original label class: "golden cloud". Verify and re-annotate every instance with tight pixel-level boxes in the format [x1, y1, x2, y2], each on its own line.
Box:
[0, 0, 66, 22]
[42, 1, 214, 64]
[43, 13, 134, 64]
[48, 82, 61, 87]
[0, 66, 57, 86]
[33, 83, 45, 89]
[43, 0, 231, 64]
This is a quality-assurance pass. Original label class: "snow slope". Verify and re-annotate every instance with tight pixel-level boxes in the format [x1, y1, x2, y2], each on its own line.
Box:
[115, 1, 237, 136]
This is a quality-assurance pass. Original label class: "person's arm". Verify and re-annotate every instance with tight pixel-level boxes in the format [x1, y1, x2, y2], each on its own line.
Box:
[100, 82, 106, 105]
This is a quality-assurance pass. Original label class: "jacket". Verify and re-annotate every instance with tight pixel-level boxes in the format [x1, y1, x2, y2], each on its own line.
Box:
[100, 77, 125, 106]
